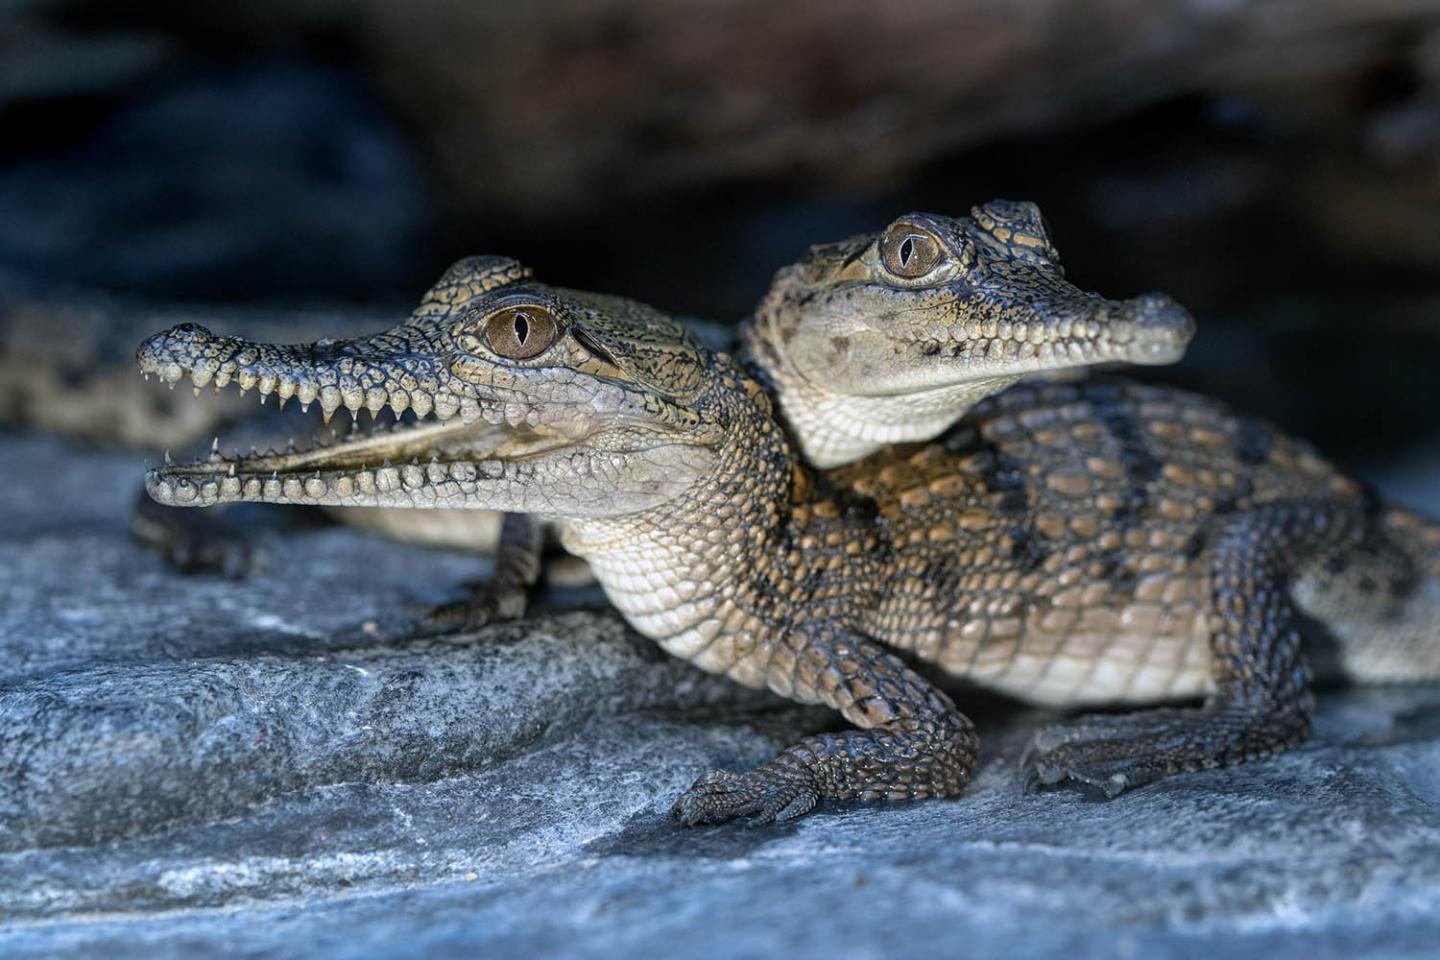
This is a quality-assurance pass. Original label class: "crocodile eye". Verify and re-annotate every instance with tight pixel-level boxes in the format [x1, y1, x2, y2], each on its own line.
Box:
[879, 225, 944, 279]
[483, 304, 559, 359]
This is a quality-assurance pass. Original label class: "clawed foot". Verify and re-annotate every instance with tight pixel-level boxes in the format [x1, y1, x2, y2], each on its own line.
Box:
[671, 767, 820, 826]
[422, 584, 528, 634]
[1020, 709, 1194, 798]
[162, 532, 263, 579]
[131, 498, 263, 578]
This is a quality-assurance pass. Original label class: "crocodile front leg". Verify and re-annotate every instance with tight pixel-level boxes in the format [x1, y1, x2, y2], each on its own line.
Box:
[1023, 500, 1361, 797]
[425, 512, 543, 631]
[672, 627, 978, 825]
[129, 487, 263, 578]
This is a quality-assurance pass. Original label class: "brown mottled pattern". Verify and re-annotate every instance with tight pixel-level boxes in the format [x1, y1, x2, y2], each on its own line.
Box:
[830, 379, 1357, 707]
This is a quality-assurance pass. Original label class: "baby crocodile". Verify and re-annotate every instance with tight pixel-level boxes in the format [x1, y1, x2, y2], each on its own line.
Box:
[136, 258, 1440, 823]
[749, 201, 1195, 467]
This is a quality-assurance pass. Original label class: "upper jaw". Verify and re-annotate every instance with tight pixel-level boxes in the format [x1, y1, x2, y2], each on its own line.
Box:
[769, 292, 1194, 399]
[135, 321, 487, 424]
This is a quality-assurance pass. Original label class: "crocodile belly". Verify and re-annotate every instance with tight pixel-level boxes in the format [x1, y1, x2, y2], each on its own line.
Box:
[888, 573, 1216, 708]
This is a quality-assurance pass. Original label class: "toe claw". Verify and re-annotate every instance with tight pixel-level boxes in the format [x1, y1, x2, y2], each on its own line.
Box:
[671, 767, 818, 826]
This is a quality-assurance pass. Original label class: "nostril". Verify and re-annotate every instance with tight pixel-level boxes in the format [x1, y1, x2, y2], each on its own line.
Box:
[168, 322, 214, 343]
[1131, 294, 1195, 343]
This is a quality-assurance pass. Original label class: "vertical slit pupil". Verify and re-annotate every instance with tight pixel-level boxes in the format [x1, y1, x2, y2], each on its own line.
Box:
[899, 237, 914, 266]
[514, 312, 530, 344]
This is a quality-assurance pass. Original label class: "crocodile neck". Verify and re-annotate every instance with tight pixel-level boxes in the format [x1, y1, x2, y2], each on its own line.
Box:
[744, 324, 1019, 468]
[771, 367, 1022, 469]
[559, 373, 812, 690]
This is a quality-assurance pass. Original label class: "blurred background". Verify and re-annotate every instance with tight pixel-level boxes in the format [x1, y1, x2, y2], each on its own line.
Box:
[2, 0, 1438, 500]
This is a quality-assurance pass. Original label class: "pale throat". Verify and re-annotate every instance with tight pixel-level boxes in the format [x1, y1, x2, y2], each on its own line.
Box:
[558, 414, 795, 651]
[769, 362, 1020, 468]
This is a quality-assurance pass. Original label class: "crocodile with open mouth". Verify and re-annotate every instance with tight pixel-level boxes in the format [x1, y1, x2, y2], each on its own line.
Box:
[136, 256, 1440, 823]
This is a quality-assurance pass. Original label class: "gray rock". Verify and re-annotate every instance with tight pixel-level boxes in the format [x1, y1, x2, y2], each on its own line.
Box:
[1, 430, 1439, 959]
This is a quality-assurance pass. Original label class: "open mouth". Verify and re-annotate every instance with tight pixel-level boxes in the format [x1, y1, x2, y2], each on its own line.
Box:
[136, 324, 583, 508]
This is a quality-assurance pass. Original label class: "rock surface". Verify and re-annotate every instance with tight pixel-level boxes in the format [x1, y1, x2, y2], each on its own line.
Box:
[1, 430, 1439, 958]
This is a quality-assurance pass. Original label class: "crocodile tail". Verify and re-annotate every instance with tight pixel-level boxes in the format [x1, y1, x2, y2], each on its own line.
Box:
[1312, 506, 1440, 684]
[1382, 507, 1440, 582]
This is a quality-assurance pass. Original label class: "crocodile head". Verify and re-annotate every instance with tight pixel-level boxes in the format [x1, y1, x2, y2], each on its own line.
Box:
[747, 201, 1196, 467]
[137, 257, 741, 516]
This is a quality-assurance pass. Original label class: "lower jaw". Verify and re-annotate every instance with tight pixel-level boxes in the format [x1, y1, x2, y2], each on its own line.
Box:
[144, 411, 533, 509]
[145, 456, 510, 509]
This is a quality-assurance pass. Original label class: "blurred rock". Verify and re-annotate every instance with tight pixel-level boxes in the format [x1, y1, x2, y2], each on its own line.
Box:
[0, 274, 404, 448]
[0, 60, 435, 301]
[359, 0, 1440, 215]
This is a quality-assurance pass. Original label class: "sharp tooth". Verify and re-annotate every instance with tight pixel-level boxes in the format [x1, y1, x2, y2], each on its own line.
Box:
[375, 463, 400, 493]
[390, 390, 411, 416]
[209, 438, 221, 462]
[164, 449, 173, 465]
[228, 463, 237, 477]
[365, 388, 387, 417]
[192, 387, 201, 397]
[301, 403, 311, 414]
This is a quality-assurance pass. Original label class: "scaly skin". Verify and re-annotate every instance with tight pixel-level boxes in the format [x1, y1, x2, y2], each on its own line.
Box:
[748, 202, 1195, 467]
[10, 201, 1192, 608]
[136, 259, 1440, 823]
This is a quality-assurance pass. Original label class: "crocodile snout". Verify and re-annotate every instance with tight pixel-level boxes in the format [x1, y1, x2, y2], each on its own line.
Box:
[136, 323, 217, 378]
[1122, 292, 1195, 365]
